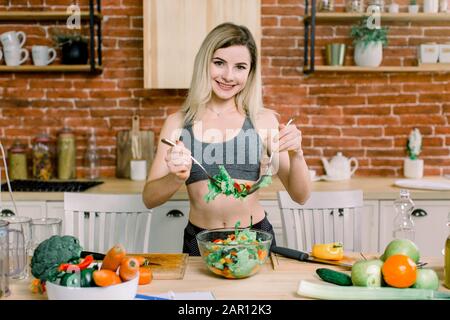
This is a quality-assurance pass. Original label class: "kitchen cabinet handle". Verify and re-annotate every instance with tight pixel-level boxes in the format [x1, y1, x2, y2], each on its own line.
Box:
[411, 208, 427, 217]
[166, 209, 184, 217]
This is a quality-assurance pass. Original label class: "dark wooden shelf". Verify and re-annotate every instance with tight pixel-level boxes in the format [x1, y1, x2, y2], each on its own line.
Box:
[0, 11, 102, 21]
[311, 64, 450, 72]
[304, 12, 450, 23]
[0, 65, 103, 72]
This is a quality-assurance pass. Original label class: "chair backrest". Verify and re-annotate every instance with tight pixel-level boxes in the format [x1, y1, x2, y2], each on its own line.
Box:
[64, 193, 152, 253]
[278, 190, 364, 252]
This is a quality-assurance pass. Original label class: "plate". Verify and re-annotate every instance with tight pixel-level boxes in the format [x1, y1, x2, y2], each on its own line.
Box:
[394, 179, 450, 191]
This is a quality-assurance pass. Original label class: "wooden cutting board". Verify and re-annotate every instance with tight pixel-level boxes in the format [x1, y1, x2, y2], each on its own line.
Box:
[130, 253, 189, 280]
[116, 115, 155, 178]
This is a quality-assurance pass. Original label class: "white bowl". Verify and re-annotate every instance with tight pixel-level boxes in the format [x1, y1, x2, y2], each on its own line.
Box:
[46, 274, 139, 300]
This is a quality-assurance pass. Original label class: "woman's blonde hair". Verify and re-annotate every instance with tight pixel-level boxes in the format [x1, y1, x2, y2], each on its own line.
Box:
[181, 22, 263, 126]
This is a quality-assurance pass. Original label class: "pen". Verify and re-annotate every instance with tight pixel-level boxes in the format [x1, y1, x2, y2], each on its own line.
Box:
[135, 293, 170, 300]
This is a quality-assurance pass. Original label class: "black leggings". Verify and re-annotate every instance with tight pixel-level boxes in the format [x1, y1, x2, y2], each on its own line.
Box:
[182, 214, 277, 256]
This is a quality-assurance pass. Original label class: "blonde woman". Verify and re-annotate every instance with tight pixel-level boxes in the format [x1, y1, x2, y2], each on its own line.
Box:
[143, 22, 311, 255]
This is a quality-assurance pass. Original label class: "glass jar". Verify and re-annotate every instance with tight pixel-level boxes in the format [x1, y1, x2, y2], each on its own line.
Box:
[8, 140, 28, 180]
[85, 128, 99, 180]
[346, 0, 365, 12]
[57, 127, 76, 180]
[32, 133, 54, 181]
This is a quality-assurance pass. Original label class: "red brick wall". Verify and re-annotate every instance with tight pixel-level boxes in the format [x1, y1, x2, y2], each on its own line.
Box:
[0, 0, 448, 179]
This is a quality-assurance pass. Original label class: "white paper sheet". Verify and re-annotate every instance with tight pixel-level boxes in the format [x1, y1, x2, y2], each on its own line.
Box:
[135, 291, 216, 300]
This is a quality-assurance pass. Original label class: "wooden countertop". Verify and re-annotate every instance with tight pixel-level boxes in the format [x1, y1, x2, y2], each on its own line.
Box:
[3, 177, 450, 202]
[6, 255, 449, 300]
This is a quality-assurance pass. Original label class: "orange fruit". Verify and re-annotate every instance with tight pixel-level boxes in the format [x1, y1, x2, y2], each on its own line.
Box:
[381, 254, 417, 288]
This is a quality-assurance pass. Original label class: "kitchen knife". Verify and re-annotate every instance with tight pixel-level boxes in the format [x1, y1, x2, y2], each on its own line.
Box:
[81, 250, 106, 260]
[80, 251, 162, 265]
[271, 246, 309, 261]
[271, 246, 353, 268]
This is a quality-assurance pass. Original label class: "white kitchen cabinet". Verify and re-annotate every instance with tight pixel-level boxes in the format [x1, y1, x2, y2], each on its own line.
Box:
[361, 200, 380, 253]
[1, 201, 47, 219]
[260, 200, 284, 247]
[379, 200, 450, 256]
[147, 201, 190, 253]
[46, 201, 65, 231]
[143, 0, 261, 88]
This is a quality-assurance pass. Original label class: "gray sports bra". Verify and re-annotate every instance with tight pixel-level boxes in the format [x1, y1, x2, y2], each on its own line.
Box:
[180, 117, 263, 185]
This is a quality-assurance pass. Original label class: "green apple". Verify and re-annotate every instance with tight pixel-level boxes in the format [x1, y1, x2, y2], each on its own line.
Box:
[412, 268, 439, 290]
[351, 259, 384, 287]
[381, 239, 420, 264]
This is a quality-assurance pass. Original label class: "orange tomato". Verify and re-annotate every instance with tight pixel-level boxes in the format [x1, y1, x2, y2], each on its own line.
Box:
[119, 257, 139, 282]
[93, 269, 118, 287]
[381, 254, 417, 288]
[257, 249, 267, 261]
[138, 267, 153, 285]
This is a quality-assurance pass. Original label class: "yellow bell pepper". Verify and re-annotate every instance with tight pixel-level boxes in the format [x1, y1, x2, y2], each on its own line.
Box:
[311, 242, 344, 261]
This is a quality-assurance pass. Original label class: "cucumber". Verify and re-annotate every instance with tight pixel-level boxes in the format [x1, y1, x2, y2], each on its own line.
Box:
[316, 268, 353, 286]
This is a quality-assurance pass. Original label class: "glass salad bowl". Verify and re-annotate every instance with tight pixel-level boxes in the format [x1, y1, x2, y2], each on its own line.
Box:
[196, 227, 273, 279]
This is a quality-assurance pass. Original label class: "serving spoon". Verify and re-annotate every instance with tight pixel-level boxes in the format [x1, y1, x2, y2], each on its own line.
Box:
[161, 138, 221, 187]
[246, 118, 295, 195]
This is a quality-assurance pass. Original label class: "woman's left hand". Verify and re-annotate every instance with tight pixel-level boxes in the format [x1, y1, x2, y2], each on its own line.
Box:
[274, 122, 303, 156]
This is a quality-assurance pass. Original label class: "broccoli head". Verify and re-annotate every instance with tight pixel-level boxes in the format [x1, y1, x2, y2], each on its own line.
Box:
[30, 235, 83, 282]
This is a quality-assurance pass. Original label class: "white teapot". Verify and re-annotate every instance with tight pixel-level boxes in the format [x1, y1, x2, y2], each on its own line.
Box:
[321, 152, 358, 180]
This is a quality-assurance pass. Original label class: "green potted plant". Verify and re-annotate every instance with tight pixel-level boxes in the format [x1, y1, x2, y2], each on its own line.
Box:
[408, 0, 420, 13]
[52, 30, 88, 65]
[404, 128, 424, 178]
[350, 17, 388, 67]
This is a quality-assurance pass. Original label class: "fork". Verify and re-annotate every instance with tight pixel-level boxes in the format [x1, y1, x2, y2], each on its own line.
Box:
[246, 118, 295, 195]
[161, 138, 221, 187]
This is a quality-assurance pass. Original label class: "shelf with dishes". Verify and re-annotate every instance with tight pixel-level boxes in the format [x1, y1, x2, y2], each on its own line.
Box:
[0, 0, 102, 73]
[303, 0, 450, 74]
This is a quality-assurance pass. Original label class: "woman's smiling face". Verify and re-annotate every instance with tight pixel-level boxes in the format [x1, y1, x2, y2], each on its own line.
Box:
[210, 45, 252, 101]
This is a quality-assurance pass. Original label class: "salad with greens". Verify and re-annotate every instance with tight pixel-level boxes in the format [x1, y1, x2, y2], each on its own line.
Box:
[201, 222, 270, 279]
[204, 165, 272, 203]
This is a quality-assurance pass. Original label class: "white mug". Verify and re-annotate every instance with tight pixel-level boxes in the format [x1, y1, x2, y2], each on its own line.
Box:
[130, 160, 147, 181]
[439, 43, 450, 63]
[3, 46, 29, 66]
[419, 43, 439, 64]
[388, 3, 399, 13]
[32, 45, 56, 66]
[0, 31, 26, 48]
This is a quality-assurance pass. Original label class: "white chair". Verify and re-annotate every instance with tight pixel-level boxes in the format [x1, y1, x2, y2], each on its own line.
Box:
[64, 193, 152, 253]
[278, 190, 364, 253]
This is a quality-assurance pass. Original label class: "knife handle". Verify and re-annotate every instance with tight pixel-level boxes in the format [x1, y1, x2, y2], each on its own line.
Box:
[81, 251, 106, 260]
[271, 246, 309, 261]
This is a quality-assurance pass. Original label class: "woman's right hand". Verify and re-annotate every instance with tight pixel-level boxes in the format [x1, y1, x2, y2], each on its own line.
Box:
[164, 140, 192, 182]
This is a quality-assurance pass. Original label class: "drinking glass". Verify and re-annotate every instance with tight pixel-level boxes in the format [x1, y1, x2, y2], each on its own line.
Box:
[2, 216, 31, 279]
[30, 218, 62, 254]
